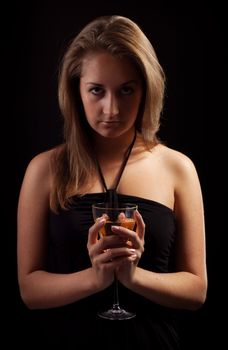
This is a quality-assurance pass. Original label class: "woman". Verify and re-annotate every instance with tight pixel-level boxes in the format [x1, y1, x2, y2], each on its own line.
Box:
[17, 15, 207, 349]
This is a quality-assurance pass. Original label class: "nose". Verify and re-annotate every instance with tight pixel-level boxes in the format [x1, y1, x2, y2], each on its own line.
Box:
[103, 93, 119, 117]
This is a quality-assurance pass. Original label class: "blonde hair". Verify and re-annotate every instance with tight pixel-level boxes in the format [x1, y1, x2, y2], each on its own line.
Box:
[51, 15, 165, 211]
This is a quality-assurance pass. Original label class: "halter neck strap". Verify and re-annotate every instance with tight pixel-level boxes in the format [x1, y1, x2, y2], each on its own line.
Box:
[96, 130, 136, 206]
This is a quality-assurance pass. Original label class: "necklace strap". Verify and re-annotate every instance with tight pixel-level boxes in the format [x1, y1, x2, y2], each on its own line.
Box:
[96, 130, 136, 206]
[113, 129, 136, 191]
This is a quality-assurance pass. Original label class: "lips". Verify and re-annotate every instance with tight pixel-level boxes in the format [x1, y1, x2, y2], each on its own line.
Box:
[101, 120, 120, 124]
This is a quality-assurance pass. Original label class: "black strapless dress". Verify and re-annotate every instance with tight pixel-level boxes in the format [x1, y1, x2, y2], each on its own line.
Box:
[33, 193, 183, 349]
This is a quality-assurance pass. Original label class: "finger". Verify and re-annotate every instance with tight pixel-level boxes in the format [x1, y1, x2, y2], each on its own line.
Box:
[111, 225, 141, 248]
[100, 235, 127, 250]
[135, 210, 145, 240]
[99, 247, 137, 263]
[90, 235, 126, 258]
[87, 217, 106, 246]
[108, 247, 137, 261]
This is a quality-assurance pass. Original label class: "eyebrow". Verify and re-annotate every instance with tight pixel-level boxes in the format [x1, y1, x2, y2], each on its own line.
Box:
[85, 80, 138, 86]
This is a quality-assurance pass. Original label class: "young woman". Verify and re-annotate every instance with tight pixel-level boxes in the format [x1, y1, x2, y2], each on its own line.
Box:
[17, 15, 207, 349]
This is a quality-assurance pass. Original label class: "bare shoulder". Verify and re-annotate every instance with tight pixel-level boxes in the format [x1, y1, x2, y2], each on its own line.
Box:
[155, 144, 203, 202]
[22, 147, 59, 194]
[157, 144, 198, 176]
[26, 148, 55, 177]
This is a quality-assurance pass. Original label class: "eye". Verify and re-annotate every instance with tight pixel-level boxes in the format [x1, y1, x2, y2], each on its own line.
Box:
[89, 86, 104, 95]
[120, 86, 134, 95]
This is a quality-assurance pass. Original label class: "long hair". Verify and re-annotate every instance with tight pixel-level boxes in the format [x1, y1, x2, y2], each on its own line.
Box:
[51, 15, 165, 211]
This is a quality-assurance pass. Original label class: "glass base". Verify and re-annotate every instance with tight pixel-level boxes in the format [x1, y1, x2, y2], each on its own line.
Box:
[98, 306, 136, 320]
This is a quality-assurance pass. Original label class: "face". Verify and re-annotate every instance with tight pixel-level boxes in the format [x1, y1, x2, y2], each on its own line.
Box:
[79, 51, 143, 139]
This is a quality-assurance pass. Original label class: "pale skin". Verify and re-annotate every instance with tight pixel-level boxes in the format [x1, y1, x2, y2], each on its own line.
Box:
[17, 51, 207, 310]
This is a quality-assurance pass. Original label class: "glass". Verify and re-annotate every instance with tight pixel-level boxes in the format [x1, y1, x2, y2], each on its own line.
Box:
[92, 202, 137, 320]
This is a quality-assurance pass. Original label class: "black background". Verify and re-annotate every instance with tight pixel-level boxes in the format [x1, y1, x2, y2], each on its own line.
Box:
[5, 1, 226, 348]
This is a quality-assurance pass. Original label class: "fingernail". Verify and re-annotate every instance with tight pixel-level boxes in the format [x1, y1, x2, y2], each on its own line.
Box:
[129, 249, 136, 254]
[129, 254, 137, 260]
[111, 225, 120, 231]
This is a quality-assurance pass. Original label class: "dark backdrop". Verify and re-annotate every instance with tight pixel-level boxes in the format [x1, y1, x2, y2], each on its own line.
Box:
[5, 1, 225, 348]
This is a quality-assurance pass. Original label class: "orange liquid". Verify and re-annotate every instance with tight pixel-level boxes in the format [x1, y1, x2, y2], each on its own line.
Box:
[99, 218, 135, 237]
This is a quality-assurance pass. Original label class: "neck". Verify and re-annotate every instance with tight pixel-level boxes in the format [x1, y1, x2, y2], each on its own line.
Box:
[93, 128, 136, 159]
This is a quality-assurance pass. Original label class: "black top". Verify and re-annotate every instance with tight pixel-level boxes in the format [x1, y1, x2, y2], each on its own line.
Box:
[35, 193, 181, 349]
[48, 193, 176, 275]
[31, 135, 182, 349]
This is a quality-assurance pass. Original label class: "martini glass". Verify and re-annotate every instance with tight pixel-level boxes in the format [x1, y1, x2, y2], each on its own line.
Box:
[92, 202, 137, 320]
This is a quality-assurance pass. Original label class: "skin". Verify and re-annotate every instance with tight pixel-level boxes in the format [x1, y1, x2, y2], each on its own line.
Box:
[17, 51, 207, 310]
[80, 52, 143, 140]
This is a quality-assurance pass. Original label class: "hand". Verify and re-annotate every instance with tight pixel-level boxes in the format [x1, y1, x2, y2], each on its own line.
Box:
[111, 210, 145, 286]
[87, 217, 138, 290]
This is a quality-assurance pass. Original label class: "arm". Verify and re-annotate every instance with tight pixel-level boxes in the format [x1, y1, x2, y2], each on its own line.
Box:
[17, 151, 101, 309]
[117, 152, 208, 310]
[18, 151, 139, 310]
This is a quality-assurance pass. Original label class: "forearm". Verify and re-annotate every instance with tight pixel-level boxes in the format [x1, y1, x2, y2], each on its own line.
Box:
[19, 268, 100, 309]
[129, 268, 207, 310]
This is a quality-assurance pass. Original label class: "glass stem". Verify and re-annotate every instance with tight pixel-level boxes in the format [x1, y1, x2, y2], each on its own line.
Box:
[113, 274, 120, 310]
